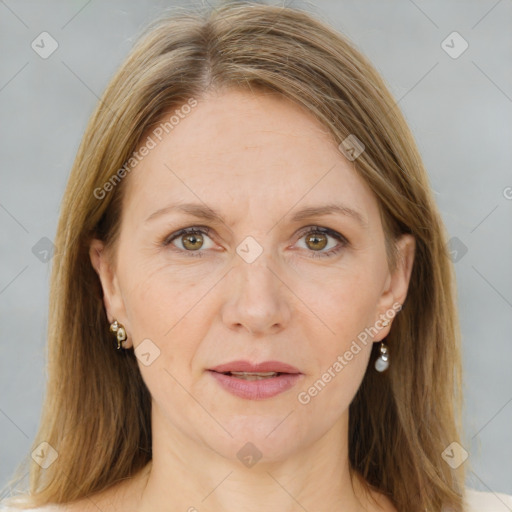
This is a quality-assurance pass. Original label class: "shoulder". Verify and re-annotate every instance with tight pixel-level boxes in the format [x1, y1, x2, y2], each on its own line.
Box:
[0, 464, 151, 512]
[0, 497, 103, 512]
[0, 497, 65, 511]
[465, 487, 512, 511]
[0, 505, 62, 512]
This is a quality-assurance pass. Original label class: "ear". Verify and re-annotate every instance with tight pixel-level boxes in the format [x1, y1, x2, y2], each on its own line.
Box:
[89, 238, 132, 348]
[373, 234, 416, 341]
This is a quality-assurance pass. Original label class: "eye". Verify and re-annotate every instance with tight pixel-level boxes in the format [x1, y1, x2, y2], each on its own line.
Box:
[163, 226, 214, 257]
[162, 225, 349, 259]
[295, 226, 348, 258]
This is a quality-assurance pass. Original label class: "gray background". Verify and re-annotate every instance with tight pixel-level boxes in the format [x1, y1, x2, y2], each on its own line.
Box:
[1, 0, 511, 500]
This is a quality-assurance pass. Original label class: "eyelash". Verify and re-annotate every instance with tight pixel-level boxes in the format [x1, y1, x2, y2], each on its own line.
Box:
[162, 225, 349, 259]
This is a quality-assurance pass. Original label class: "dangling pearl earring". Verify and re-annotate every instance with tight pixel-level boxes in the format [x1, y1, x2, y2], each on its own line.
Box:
[374, 319, 390, 372]
[374, 342, 389, 372]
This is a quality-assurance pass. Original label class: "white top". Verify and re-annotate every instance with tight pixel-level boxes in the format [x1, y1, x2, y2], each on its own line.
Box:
[1, 487, 512, 511]
[465, 488, 512, 511]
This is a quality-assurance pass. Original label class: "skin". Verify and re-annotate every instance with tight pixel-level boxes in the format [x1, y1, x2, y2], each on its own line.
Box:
[86, 88, 415, 512]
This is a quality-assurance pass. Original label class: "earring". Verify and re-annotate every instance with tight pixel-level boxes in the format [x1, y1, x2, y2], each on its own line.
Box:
[375, 318, 390, 372]
[109, 320, 127, 350]
[374, 341, 389, 372]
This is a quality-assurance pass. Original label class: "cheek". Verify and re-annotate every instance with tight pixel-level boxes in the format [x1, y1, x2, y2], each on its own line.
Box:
[116, 265, 202, 383]
[120, 267, 211, 404]
[296, 327, 371, 427]
[293, 264, 380, 398]
[295, 261, 382, 338]
[121, 254, 214, 335]
[297, 301, 374, 420]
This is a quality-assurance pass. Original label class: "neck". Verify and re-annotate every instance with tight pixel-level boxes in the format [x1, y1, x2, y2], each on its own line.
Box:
[136, 406, 374, 512]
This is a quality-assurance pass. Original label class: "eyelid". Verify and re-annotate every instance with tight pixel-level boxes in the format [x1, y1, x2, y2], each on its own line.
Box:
[295, 225, 348, 242]
[293, 225, 349, 258]
[162, 225, 212, 245]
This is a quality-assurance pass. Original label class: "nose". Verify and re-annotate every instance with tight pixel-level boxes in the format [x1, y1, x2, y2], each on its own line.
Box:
[221, 255, 292, 336]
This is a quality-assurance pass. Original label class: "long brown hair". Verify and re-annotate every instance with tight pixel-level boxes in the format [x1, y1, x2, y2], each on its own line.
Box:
[2, 3, 466, 510]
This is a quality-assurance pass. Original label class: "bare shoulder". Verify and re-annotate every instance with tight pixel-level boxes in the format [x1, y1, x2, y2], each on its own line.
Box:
[0, 503, 63, 512]
[42, 486, 130, 512]
[59, 464, 150, 512]
[56, 485, 136, 512]
[0, 499, 92, 512]
[1, 465, 151, 512]
[0, 490, 121, 512]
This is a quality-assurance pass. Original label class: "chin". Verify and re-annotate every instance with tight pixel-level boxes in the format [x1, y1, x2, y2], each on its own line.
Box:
[201, 416, 304, 462]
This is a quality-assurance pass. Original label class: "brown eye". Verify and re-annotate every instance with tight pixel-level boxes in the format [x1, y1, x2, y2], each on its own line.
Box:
[305, 232, 328, 251]
[296, 226, 348, 259]
[181, 232, 204, 251]
[164, 227, 214, 256]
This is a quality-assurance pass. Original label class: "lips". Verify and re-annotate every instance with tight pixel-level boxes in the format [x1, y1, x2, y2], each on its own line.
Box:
[209, 360, 301, 374]
[207, 360, 303, 400]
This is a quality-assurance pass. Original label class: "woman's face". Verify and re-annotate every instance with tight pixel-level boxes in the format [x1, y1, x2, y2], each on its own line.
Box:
[90, 88, 414, 462]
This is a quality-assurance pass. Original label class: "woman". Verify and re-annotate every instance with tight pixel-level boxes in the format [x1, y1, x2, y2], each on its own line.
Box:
[1, 3, 511, 511]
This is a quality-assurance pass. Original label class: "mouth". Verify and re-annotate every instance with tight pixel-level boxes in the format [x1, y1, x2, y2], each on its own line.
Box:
[207, 362, 303, 400]
[211, 371, 286, 381]
[208, 360, 301, 375]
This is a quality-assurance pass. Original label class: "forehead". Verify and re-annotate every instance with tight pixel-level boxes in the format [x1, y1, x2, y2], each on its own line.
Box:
[123, 89, 379, 225]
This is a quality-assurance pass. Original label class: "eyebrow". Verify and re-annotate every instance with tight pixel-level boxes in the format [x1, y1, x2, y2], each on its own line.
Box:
[145, 202, 367, 227]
